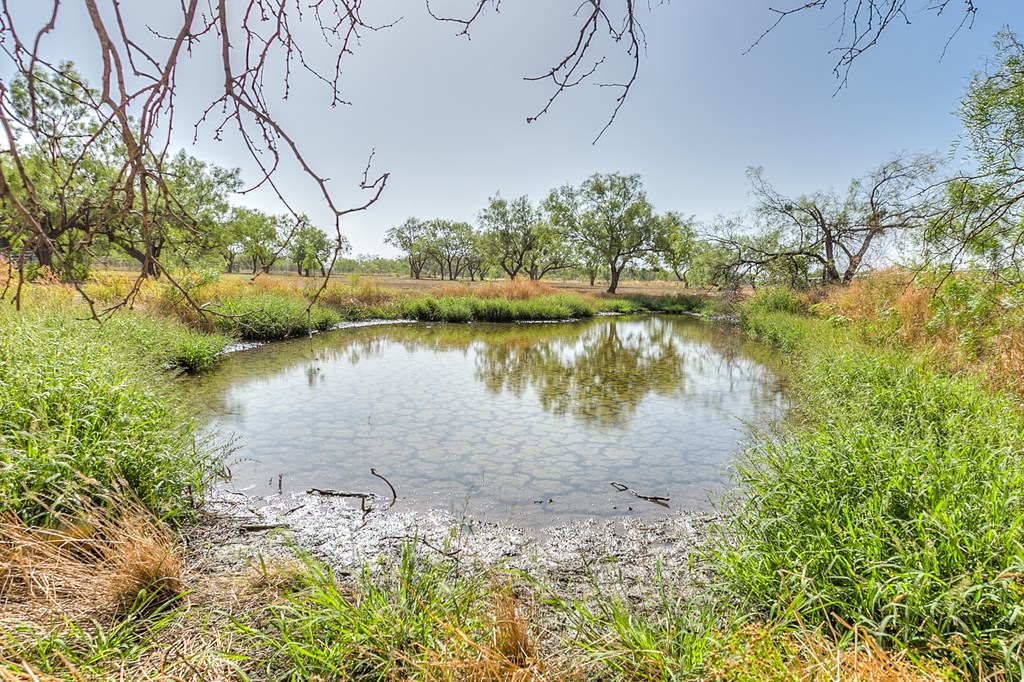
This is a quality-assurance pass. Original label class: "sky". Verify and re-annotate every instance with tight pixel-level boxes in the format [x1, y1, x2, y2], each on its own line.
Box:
[7, 1, 1024, 256]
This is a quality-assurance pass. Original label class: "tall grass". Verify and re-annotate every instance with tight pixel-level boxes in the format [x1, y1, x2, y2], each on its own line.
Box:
[210, 293, 340, 340]
[0, 306, 217, 522]
[721, 307, 1024, 675]
[819, 270, 1024, 396]
[399, 294, 594, 323]
[619, 292, 715, 316]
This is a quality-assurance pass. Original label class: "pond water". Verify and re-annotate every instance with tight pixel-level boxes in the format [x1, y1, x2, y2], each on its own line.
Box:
[186, 315, 787, 525]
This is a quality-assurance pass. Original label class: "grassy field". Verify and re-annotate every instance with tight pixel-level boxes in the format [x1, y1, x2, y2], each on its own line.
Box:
[1, 271, 1022, 679]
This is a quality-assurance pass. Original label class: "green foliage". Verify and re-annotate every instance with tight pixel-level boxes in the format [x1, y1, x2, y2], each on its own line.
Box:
[289, 219, 343, 277]
[244, 542, 493, 680]
[398, 294, 594, 323]
[929, 30, 1024, 279]
[211, 294, 340, 340]
[650, 212, 699, 284]
[0, 307, 217, 523]
[718, 312, 1024, 675]
[926, 274, 1009, 355]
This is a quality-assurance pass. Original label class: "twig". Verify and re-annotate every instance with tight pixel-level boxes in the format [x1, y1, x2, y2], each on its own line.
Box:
[380, 535, 462, 558]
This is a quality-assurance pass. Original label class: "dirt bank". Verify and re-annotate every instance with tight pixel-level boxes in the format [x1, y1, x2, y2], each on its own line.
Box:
[189, 488, 720, 608]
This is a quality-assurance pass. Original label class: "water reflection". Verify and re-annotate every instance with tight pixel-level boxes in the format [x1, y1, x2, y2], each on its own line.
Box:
[474, 318, 687, 427]
[184, 316, 787, 525]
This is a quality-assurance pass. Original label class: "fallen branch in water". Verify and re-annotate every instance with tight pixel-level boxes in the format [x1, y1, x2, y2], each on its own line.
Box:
[307, 469, 398, 527]
[610, 482, 670, 508]
[240, 523, 289, 532]
[306, 488, 373, 500]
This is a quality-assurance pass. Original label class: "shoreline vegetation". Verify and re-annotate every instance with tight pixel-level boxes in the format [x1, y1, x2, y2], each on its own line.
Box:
[2, 271, 1023, 680]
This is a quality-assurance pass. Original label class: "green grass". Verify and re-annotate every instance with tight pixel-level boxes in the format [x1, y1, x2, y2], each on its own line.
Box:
[550, 572, 723, 681]
[211, 293, 341, 340]
[616, 292, 715, 315]
[398, 294, 595, 323]
[0, 306, 220, 523]
[0, 596, 186, 679]
[103, 314, 230, 372]
[240, 541, 511, 680]
[739, 287, 806, 318]
[718, 307, 1024, 676]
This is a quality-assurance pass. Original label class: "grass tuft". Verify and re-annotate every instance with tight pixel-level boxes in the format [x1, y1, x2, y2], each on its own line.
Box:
[0, 494, 183, 622]
[244, 541, 554, 681]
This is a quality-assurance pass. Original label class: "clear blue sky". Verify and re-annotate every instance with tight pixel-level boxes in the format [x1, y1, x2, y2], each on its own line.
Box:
[9, 1, 1024, 255]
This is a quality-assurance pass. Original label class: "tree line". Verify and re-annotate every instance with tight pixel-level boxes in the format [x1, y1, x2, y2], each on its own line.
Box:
[385, 174, 697, 294]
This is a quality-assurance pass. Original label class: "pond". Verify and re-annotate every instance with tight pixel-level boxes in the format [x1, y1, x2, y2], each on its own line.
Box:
[186, 315, 787, 525]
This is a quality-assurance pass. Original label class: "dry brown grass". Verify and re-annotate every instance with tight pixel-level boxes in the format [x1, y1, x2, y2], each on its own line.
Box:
[707, 625, 961, 682]
[0, 499, 183, 623]
[991, 329, 1024, 395]
[819, 270, 1024, 398]
[432, 279, 560, 301]
[820, 270, 931, 344]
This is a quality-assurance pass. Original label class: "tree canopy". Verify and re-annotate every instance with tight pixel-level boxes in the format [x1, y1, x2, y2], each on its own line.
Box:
[545, 173, 669, 294]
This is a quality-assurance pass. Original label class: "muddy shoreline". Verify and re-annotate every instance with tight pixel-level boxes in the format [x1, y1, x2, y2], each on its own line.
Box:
[188, 488, 722, 608]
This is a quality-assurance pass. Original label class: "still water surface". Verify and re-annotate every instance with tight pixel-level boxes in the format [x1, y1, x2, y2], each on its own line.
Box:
[187, 315, 786, 525]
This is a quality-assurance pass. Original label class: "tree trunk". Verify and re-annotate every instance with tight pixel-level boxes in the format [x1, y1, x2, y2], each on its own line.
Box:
[607, 266, 621, 294]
